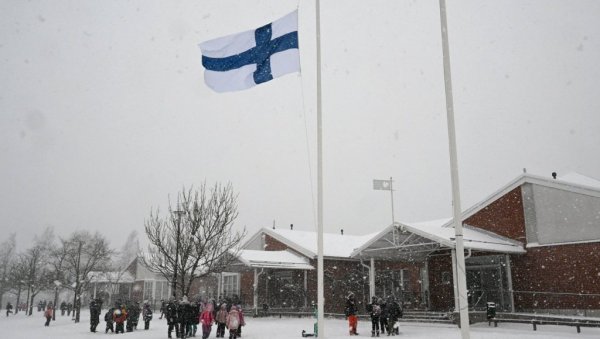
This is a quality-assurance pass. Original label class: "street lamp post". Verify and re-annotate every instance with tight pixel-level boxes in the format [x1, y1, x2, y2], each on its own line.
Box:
[53, 280, 61, 321]
[172, 209, 185, 300]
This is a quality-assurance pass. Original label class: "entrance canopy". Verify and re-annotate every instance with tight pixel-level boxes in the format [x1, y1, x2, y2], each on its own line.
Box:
[228, 249, 314, 272]
[351, 219, 525, 261]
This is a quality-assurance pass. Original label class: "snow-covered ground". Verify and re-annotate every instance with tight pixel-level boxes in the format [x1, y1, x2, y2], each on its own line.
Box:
[1, 310, 599, 339]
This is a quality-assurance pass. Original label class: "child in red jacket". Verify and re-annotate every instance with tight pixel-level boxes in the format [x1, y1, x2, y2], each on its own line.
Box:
[200, 303, 214, 339]
[113, 308, 127, 334]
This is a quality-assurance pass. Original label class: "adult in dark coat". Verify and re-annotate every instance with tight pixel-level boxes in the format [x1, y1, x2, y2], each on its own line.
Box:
[166, 298, 180, 339]
[60, 301, 67, 316]
[6, 302, 13, 317]
[89, 298, 102, 332]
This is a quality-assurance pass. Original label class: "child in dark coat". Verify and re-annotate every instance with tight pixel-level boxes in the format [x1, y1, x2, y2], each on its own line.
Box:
[104, 308, 115, 333]
[366, 296, 381, 337]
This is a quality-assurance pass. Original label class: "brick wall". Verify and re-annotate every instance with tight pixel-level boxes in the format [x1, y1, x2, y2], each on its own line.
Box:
[511, 242, 600, 310]
[465, 186, 526, 242]
[427, 253, 455, 311]
[465, 184, 600, 310]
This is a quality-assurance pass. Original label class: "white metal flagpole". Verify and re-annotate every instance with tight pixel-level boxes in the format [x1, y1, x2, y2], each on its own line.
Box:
[315, 0, 325, 337]
[438, 1, 470, 338]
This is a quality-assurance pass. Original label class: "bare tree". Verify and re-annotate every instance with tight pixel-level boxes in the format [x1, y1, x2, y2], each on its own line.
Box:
[0, 233, 16, 307]
[143, 182, 246, 299]
[62, 231, 112, 323]
[7, 255, 29, 314]
[22, 228, 54, 315]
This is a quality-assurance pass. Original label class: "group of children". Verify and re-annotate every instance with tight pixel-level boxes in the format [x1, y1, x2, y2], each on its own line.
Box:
[103, 301, 153, 334]
[163, 296, 246, 339]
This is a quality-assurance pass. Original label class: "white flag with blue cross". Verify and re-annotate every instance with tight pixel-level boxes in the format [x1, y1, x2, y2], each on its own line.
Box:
[199, 10, 300, 93]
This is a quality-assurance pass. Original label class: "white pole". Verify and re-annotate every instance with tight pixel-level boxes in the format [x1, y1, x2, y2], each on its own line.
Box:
[438, 1, 470, 337]
[370, 258, 376, 298]
[315, 0, 325, 337]
[389, 177, 395, 224]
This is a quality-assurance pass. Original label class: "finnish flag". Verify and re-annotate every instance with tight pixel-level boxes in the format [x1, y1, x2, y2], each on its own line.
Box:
[199, 10, 300, 93]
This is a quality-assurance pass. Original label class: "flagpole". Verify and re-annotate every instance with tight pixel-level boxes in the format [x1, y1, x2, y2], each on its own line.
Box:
[315, 0, 325, 337]
[438, 1, 470, 338]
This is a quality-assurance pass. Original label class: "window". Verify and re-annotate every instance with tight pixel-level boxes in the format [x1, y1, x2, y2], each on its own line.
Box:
[153, 281, 170, 301]
[143, 281, 154, 301]
[222, 273, 240, 297]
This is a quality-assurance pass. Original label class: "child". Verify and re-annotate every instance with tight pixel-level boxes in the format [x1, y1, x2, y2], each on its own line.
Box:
[226, 305, 241, 339]
[104, 308, 115, 333]
[215, 304, 228, 338]
[113, 308, 127, 334]
[44, 305, 53, 327]
[142, 303, 153, 330]
[366, 296, 381, 337]
[200, 303, 215, 339]
[236, 305, 246, 337]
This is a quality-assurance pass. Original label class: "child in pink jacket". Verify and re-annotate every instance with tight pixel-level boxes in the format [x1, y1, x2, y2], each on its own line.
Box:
[226, 305, 241, 339]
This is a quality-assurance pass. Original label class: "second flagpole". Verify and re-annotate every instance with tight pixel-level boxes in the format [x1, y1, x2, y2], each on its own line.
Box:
[315, 0, 325, 337]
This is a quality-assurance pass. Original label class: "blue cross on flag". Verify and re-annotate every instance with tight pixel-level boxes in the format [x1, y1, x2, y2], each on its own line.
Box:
[199, 10, 300, 92]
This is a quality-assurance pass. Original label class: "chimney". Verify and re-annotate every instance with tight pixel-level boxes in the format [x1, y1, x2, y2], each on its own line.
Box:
[341, 229, 344, 235]
[290, 224, 294, 230]
[552, 172, 557, 179]
[272, 220, 276, 229]
[523, 168, 527, 174]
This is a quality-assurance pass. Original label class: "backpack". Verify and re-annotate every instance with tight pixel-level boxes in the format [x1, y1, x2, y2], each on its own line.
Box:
[104, 311, 112, 322]
[229, 314, 239, 329]
[372, 304, 381, 316]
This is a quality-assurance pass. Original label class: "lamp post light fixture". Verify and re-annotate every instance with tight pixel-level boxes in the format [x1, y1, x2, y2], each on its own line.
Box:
[53, 280, 61, 321]
[172, 208, 185, 300]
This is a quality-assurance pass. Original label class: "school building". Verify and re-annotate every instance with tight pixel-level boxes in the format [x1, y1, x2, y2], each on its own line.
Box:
[225, 172, 600, 317]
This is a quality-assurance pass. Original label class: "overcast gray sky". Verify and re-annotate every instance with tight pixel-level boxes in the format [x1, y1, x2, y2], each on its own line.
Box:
[1, 0, 599, 250]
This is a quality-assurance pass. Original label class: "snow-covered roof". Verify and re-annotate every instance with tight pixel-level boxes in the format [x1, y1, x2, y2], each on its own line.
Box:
[88, 271, 135, 283]
[407, 219, 526, 253]
[262, 227, 379, 259]
[351, 219, 525, 259]
[234, 250, 314, 270]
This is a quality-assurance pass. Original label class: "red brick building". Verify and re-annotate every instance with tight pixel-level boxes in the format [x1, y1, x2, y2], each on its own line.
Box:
[228, 172, 600, 316]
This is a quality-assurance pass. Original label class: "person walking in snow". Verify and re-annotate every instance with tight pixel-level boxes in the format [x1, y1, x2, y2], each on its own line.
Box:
[345, 292, 359, 336]
[6, 302, 13, 317]
[236, 305, 246, 337]
[366, 296, 382, 337]
[113, 306, 128, 334]
[104, 307, 115, 333]
[89, 298, 102, 332]
[44, 304, 53, 327]
[378, 298, 388, 335]
[226, 305, 241, 339]
[215, 303, 228, 338]
[200, 302, 215, 339]
[386, 295, 402, 336]
[142, 302, 153, 330]
[166, 298, 180, 339]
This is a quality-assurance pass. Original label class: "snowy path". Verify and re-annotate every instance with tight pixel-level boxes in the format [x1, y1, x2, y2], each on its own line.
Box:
[2, 310, 599, 339]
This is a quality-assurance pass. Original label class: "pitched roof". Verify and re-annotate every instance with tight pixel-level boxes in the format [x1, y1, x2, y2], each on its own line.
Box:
[234, 249, 314, 270]
[258, 227, 379, 259]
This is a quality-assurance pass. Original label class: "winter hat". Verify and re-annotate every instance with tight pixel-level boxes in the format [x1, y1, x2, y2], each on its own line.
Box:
[181, 295, 189, 304]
